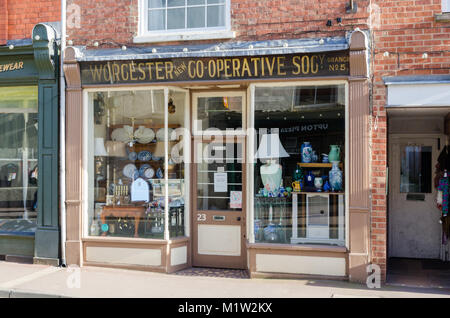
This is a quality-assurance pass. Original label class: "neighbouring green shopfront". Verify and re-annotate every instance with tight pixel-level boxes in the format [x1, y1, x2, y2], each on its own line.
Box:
[0, 24, 60, 264]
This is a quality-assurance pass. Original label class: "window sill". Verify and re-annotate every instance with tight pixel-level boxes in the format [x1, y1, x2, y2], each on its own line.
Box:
[435, 13, 450, 22]
[247, 242, 348, 253]
[133, 30, 236, 44]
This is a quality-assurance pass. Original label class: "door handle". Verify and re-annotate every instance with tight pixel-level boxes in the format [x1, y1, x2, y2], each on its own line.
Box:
[237, 217, 241, 221]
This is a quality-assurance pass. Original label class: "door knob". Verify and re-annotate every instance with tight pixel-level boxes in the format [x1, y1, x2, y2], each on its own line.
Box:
[237, 217, 241, 221]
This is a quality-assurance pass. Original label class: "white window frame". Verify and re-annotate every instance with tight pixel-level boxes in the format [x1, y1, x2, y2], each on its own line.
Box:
[443, 0, 450, 12]
[134, 0, 235, 43]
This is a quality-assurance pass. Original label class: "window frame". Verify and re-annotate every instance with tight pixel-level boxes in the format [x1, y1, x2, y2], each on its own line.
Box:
[135, 0, 235, 43]
[246, 80, 349, 248]
[82, 86, 191, 241]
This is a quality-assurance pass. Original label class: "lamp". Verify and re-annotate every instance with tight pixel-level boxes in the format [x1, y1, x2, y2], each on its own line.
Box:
[255, 133, 289, 194]
[94, 138, 108, 184]
[95, 138, 108, 156]
[255, 133, 289, 243]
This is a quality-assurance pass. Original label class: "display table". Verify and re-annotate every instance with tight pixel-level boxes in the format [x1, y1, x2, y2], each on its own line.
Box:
[100, 205, 146, 238]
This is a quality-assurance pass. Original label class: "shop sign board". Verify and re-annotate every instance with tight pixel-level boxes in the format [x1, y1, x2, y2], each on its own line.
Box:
[80, 51, 349, 85]
[0, 56, 38, 82]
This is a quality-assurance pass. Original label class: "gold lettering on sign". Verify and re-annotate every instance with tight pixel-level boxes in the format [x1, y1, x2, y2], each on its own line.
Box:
[90, 65, 103, 81]
[121, 64, 129, 81]
[0, 61, 25, 73]
[241, 59, 251, 77]
[155, 62, 164, 80]
[112, 63, 120, 82]
[165, 61, 174, 79]
[292, 56, 301, 75]
[83, 52, 349, 83]
[138, 63, 146, 80]
[265, 57, 275, 76]
[188, 61, 196, 79]
[129, 61, 137, 81]
[277, 56, 286, 75]
[232, 58, 241, 77]
[208, 60, 216, 78]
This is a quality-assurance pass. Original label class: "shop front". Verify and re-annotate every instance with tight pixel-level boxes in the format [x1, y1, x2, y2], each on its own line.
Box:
[64, 30, 371, 282]
[0, 24, 60, 264]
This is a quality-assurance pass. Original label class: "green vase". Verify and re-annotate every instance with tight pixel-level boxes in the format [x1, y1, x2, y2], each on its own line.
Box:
[328, 145, 340, 162]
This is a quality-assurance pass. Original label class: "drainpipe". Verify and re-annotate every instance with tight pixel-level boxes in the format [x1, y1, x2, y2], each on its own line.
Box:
[60, 0, 67, 267]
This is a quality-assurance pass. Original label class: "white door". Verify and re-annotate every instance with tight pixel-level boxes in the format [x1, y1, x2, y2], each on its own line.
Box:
[388, 136, 443, 259]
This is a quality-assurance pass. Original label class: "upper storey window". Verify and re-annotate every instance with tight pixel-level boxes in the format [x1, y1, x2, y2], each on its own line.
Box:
[135, 0, 235, 43]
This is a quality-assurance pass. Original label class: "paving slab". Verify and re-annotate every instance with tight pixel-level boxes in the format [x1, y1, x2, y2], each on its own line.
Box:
[0, 261, 51, 285]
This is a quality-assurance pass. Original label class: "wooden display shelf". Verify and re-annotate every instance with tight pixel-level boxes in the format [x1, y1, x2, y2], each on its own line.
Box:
[297, 162, 343, 168]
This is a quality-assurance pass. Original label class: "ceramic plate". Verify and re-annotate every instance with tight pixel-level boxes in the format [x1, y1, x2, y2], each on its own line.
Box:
[128, 151, 137, 161]
[156, 128, 176, 141]
[122, 163, 138, 179]
[134, 127, 155, 144]
[111, 126, 133, 143]
[139, 164, 151, 177]
[156, 167, 164, 179]
[144, 167, 155, 179]
[137, 150, 152, 161]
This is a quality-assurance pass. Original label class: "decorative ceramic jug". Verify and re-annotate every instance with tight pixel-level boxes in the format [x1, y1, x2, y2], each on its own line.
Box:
[301, 142, 313, 163]
[314, 177, 323, 192]
[328, 145, 340, 162]
[329, 161, 343, 192]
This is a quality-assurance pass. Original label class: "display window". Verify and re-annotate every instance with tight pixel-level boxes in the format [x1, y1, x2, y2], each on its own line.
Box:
[86, 87, 189, 240]
[0, 86, 38, 235]
[250, 83, 347, 246]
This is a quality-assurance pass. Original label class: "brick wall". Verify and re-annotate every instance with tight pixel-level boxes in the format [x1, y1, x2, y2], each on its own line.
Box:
[66, 0, 371, 47]
[0, 0, 61, 45]
[370, 0, 450, 280]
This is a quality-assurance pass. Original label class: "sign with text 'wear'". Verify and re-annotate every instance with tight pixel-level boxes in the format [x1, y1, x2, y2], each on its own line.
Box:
[80, 51, 349, 85]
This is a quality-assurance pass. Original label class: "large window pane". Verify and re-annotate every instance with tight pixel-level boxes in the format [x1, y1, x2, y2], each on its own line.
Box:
[188, 0, 205, 4]
[253, 85, 346, 246]
[88, 90, 166, 239]
[400, 146, 431, 193]
[197, 142, 243, 211]
[196, 95, 243, 132]
[187, 7, 205, 28]
[149, 0, 166, 8]
[167, 8, 186, 29]
[207, 4, 225, 27]
[148, 9, 166, 31]
[168, 0, 184, 6]
[88, 89, 188, 240]
[0, 86, 38, 236]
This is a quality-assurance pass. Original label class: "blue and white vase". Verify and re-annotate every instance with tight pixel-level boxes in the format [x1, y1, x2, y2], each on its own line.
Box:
[329, 161, 343, 192]
[301, 142, 313, 163]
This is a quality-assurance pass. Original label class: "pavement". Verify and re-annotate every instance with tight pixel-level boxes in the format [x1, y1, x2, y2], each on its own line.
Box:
[0, 261, 449, 298]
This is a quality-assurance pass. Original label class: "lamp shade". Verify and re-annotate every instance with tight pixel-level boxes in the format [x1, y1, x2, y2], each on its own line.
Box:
[94, 137, 108, 156]
[255, 134, 289, 160]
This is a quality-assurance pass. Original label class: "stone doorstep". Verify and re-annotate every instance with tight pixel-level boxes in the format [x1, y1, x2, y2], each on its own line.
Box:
[2, 254, 33, 264]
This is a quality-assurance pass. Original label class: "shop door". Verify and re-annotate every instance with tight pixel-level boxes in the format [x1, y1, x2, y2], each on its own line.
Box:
[388, 136, 443, 259]
[192, 137, 246, 269]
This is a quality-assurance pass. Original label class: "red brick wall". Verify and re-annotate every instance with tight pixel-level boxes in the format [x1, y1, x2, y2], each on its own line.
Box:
[66, 0, 371, 47]
[0, 0, 61, 45]
[370, 0, 450, 280]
